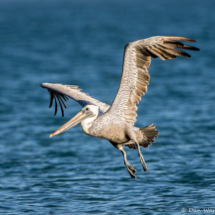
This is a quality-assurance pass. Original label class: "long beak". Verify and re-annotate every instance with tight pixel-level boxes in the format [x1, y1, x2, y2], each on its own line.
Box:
[50, 110, 89, 137]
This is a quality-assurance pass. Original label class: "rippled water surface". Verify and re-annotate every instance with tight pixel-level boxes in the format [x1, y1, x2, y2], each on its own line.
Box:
[0, 0, 214, 214]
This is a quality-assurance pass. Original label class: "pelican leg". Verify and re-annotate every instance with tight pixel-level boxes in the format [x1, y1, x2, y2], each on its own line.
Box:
[135, 142, 148, 172]
[126, 129, 148, 172]
[119, 147, 137, 178]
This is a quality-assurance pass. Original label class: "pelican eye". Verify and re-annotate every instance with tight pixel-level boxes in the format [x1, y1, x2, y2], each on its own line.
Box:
[86, 107, 89, 111]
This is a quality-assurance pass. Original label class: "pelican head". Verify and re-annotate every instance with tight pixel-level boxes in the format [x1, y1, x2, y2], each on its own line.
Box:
[50, 105, 99, 137]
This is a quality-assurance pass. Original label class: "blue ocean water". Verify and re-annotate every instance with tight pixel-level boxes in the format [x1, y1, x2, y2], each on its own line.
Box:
[0, 0, 214, 214]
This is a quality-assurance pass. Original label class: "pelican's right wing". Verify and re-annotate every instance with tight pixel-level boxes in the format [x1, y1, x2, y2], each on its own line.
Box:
[108, 36, 199, 125]
[41, 83, 110, 117]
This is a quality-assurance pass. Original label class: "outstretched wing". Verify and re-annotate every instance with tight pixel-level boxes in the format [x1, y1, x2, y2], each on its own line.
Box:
[108, 36, 199, 125]
[41, 83, 110, 117]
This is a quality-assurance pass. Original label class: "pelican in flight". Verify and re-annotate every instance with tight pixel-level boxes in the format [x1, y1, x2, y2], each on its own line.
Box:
[41, 36, 199, 178]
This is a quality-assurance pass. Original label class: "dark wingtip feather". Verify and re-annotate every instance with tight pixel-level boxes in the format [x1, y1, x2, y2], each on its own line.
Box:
[61, 95, 70, 102]
[48, 92, 68, 117]
[41, 83, 71, 117]
[56, 95, 64, 118]
[180, 52, 191, 58]
[54, 97, 58, 116]
[49, 92, 54, 108]
[192, 46, 200, 51]
[179, 45, 200, 51]
[59, 96, 67, 109]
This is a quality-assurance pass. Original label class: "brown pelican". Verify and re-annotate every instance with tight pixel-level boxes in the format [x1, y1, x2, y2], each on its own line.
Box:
[41, 36, 199, 178]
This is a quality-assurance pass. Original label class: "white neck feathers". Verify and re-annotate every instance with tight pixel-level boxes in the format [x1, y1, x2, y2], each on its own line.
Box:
[81, 114, 97, 135]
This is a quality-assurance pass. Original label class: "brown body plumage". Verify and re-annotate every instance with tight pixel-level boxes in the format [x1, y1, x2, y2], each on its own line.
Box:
[41, 36, 199, 178]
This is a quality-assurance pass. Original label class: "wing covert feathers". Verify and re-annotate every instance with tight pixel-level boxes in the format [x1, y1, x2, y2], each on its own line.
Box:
[109, 36, 199, 125]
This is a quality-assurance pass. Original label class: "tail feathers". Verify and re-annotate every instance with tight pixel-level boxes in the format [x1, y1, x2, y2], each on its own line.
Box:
[140, 124, 159, 148]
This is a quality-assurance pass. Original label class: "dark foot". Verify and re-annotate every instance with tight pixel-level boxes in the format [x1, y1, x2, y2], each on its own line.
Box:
[127, 162, 136, 174]
[125, 162, 137, 178]
[127, 167, 137, 178]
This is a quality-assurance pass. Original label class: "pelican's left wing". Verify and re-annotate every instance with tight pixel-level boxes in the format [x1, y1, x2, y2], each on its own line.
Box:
[108, 36, 199, 125]
[41, 83, 110, 117]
